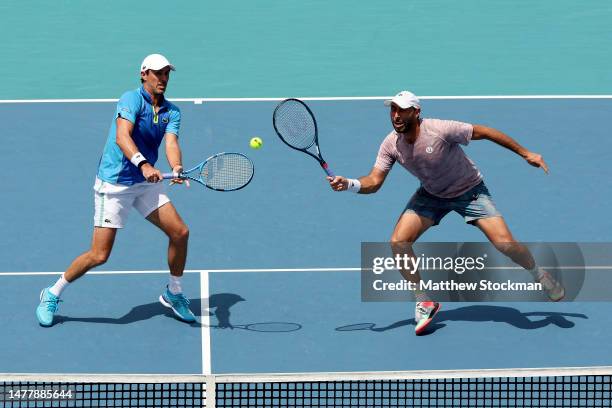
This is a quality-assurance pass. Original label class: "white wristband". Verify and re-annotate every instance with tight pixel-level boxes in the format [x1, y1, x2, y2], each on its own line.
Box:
[347, 178, 361, 193]
[130, 152, 147, 168]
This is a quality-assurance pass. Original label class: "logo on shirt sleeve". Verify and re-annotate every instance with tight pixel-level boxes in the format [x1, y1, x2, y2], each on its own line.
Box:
[426, 146, 434, 154]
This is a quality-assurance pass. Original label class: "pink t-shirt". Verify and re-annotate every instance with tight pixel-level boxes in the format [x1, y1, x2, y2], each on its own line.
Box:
[374, 118, 482, 198]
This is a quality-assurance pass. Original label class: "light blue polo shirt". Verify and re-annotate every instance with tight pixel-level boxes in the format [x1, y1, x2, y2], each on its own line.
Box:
[97, 86, 181, 185]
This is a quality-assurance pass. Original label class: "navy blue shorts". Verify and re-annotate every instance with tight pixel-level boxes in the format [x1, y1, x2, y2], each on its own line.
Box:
[403, 181, 502, 226]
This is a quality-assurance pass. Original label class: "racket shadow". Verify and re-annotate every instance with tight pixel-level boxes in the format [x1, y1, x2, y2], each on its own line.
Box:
[208, 322, 302, 332]
[334, 305, 589, 335]
[335, 321, 414, 332]
[206, 293, 303, 333]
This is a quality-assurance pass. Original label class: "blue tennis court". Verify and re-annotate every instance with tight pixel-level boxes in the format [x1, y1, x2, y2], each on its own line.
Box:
[1, 97, 612, 377]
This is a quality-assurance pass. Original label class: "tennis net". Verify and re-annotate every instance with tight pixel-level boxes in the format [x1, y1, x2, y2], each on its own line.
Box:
[1, 367, 611, 407]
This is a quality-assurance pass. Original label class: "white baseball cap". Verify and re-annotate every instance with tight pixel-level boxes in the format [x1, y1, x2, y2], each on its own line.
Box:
[140, 54, 175, 72]
[384, 91, 421, 109]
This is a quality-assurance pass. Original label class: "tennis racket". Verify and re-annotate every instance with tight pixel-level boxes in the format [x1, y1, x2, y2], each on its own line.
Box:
[162, 152, 254, 191]
[272, 98, 334, 177]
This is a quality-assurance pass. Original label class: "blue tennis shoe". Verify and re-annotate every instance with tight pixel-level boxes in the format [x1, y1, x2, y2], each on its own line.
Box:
[36, 287, 61, 327]
[159, 287, 196, 323]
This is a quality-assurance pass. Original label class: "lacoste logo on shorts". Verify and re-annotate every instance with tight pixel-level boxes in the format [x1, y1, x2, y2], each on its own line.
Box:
[426, 146, 434, 154]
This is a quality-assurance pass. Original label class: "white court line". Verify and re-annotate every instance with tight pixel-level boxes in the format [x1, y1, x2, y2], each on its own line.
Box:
[461, 266, 612, 270]
[200, 272, 212, 376]
[0, 95, 612, 104]
[2, 266, 612, 277]
[0, 268, 361, 276]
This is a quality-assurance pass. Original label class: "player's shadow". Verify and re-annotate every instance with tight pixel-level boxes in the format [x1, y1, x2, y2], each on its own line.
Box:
[335, 305, 588, 336]
[54, 293, 246, 328]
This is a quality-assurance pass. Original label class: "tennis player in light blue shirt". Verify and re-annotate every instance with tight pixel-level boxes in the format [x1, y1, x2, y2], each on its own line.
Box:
[36, 54, 196, 326]
[97, 84, 181, 185]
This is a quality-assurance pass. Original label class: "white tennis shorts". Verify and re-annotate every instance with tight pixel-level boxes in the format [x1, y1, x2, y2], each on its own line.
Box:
[93, 177, 170, 228]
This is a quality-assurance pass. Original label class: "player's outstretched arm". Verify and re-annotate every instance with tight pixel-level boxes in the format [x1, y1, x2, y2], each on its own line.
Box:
[165, 133, 189, 186]
[327, 167, 388, 194]
[116, 117, 163, 182]
[472, 124, 549, 174]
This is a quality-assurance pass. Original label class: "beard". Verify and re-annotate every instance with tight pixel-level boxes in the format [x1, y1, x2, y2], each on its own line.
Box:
[392, 116, 418, 134]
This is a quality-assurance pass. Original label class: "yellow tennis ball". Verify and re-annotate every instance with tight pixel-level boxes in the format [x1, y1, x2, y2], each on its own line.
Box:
[250, 137, 263, 149]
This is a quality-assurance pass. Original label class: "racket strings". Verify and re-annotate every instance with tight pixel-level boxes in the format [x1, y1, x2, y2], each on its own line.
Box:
[273, 100, 317, 149]
[201, 154, 253, 191]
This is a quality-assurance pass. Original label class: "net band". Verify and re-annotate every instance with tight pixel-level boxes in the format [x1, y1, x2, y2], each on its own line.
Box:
[2, 367, 611, 407]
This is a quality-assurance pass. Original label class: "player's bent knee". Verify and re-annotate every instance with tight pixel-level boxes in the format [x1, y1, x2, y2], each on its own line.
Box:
[171, 226, 189, 242]
[492, 240, 520, 255]
[90, 251, 110, 266]
[180, 226, 190, 241]
[389, 237, 415, 254]
[390, 234, 418, 245]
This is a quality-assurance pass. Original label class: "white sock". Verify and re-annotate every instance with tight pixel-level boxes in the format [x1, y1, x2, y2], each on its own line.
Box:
[528, 265, 545, 281]
[169, 276, 182, 295]
[49, 274, 70, 297]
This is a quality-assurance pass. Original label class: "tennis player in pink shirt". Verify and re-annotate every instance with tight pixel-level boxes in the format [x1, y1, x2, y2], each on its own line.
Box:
[328, 91, 564, 335]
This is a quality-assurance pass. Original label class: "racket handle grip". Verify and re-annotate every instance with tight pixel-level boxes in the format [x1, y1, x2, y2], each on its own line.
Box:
[162, 172, 180, 179]
[321, 162, 335, 178]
